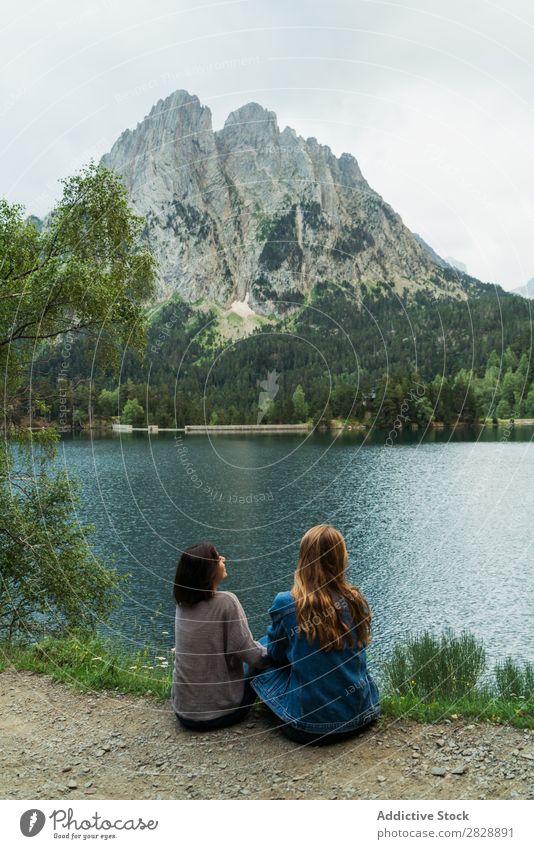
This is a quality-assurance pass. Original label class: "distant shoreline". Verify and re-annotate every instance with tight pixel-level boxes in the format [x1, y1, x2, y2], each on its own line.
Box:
[37, 417, 534, 435]
[108, 418, 534, 434]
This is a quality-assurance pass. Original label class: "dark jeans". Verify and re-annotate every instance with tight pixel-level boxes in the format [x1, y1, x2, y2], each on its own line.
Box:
[175, 678, 256, 731]
[278, 716, 378, 746]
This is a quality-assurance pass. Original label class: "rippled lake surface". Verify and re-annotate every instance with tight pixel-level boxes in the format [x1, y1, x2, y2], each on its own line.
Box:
[59, 427, 534, 669]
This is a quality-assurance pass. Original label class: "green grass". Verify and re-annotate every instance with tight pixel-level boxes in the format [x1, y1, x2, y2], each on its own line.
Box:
[0, 636, 173, 700]
[381, 694, 534, 729]
[1, 630, 533, 730]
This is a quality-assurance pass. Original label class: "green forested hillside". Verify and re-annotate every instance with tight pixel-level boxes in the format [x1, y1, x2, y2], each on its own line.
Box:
[33, 280, 534, 429]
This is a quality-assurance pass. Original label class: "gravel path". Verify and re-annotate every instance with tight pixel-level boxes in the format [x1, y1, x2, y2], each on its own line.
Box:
[1, 669, 532, 800]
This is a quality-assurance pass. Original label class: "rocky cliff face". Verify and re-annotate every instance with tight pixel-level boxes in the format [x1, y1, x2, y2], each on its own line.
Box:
[512, 278, 534, 299]
[101, 89, 454, 312]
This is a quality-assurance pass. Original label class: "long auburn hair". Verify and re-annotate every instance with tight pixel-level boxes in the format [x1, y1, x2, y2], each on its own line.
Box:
[173, 542, 219, 606]
[292, 524, 371, 651]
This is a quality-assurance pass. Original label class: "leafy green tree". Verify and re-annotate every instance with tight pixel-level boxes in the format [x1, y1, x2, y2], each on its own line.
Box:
[501, 370, 516, 408]
[503, 346, 518, 372]
[496, 398, 511, 419]
[486, 350, 501, 370]
[451, 369, 478, 423]
[430, 375, 454, 424]
[524, 386, 534, 418]
[374, 374, 404, 427]
[291, 384, 308, 421]
[0, 441, 122, 639]
[516, 352, 529, 378]
[331, 382, 361, 419]
[413, 393, 435, 426]
[0, 163, 156, 640]
[97, 388, 119, 418]
[121, 398, 145, 426]
[153, 407, 172, 428]
[1, 165, 155, 403]
[72, 408, 88, 427]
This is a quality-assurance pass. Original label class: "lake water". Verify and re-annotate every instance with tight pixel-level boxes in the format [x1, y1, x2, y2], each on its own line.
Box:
[59, 427, 534, 670]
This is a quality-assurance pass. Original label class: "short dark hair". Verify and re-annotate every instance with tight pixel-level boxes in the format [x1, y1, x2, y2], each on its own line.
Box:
[173, 542, 219, 606]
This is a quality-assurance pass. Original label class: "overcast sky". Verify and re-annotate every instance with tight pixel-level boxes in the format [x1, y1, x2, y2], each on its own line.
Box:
[2, 0, 534, 290]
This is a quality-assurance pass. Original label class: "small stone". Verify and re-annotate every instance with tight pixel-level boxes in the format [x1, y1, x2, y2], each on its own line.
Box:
[436, 738, 446, 748]
[376, 775, 386, 782]
[68, 779, 78, 789]
[61, 766, 72, 773]
[451, 764, 467, 775]
[431, 767, 447, 777]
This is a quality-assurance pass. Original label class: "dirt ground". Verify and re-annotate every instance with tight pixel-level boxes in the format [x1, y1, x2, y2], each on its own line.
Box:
[0, 669, 532, 800]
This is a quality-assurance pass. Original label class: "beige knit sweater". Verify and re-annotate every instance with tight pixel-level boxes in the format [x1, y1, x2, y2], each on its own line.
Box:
[171, 591, 267, 720]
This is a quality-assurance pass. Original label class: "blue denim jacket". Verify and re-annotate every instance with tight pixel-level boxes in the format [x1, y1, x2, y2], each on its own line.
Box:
[251, 591, 380, 734]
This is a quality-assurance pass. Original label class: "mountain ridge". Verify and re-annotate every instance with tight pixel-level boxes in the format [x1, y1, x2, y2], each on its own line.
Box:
[512, 277, 534, 299]
[100, 88, 474, 313]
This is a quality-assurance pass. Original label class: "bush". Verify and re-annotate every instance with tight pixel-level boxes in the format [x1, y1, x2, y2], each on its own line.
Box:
[383, 628, 487, 702]
[121, 397, 145, 426]
[0, 441, 122, 641]
[494, 657, 534, 700]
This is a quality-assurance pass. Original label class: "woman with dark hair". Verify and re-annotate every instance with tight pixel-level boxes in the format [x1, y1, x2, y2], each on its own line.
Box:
[252, 524, 380, 745]
[172, 542, 267, 730]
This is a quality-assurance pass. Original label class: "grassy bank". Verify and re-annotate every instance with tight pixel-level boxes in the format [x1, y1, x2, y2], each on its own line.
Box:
[0, 637, 173, 701]
[1, 631, 533, 730]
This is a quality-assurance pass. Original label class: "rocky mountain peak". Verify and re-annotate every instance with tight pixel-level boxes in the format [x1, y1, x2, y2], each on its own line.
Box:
[100, 88, 454, 311]
[221, 101, 278, 131]
[147, 89, 211, 133]
[216, 102, 280, 160]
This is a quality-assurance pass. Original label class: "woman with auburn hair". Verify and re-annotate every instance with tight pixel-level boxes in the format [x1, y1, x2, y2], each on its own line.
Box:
[252, 524, 380, 745]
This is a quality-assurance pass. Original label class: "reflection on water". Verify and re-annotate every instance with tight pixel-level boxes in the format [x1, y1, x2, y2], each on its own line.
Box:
[59, 426, 534, 669]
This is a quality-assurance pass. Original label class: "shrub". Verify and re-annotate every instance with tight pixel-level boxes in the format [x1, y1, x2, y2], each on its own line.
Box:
[494, 657, 534, 701]
[383, 628, 487, 702]
[121, 397, 145, 426]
